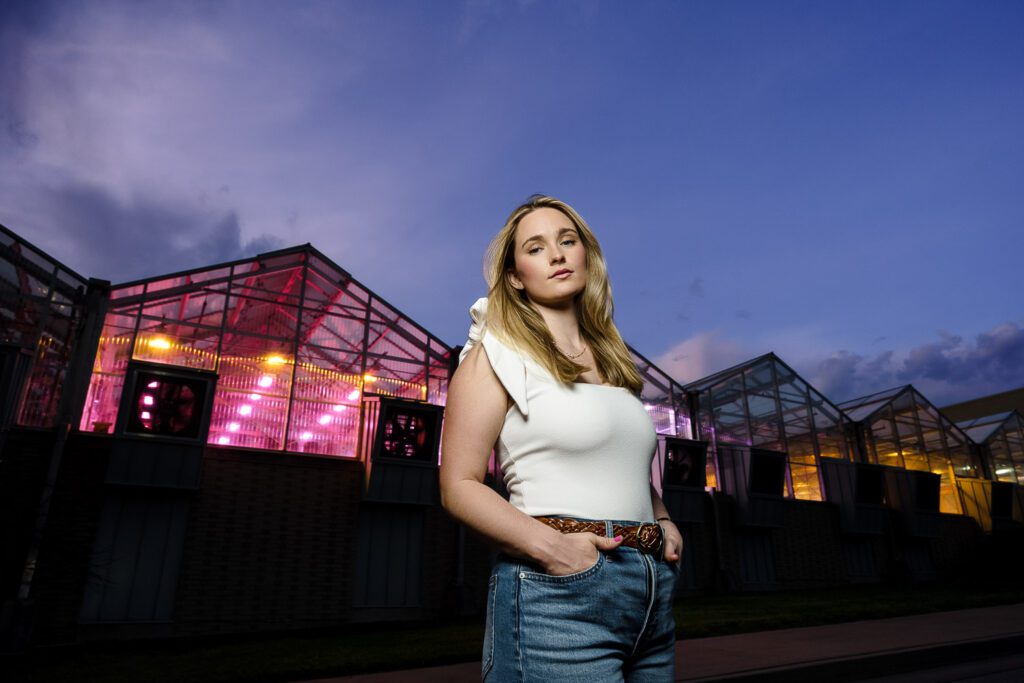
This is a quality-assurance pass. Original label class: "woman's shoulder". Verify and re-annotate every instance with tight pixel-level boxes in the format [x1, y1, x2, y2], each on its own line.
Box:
[458, 297, 530, 417]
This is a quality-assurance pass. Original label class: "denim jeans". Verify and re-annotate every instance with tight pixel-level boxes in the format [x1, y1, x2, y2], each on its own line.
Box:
[482, 518, 679, 682]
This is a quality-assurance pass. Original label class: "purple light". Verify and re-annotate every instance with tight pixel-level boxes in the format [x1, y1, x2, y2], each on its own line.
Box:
[239, 405, 253, 416]
[258, 375, 273, 388]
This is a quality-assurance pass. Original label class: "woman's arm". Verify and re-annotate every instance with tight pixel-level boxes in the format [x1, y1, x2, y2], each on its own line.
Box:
[439, 343, 621, 575]
[650, 484, 684, 564]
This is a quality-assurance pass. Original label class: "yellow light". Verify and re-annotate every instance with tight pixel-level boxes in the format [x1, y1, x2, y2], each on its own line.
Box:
[266, 355, 287, 365]
[150, 337, 172, 350]
[363, 374, 377, 383]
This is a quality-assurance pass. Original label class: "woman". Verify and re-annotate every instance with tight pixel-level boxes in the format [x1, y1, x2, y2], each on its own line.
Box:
[439, 195, 683, 682]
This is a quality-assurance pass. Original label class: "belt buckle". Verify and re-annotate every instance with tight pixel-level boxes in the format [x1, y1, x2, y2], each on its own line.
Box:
[636, 522, 664, 558]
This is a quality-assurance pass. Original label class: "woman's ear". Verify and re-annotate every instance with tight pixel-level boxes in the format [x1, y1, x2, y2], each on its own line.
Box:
[506, 268, 524, 291]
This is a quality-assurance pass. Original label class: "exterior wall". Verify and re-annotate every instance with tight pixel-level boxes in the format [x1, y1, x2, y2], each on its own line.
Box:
[171, 447, 364, 636]
[18, 433, 111, 646]
[928, 514, 983, 576]
[770, 500, 848, 588]
[0, 438, 1007, 649]
[0, 430, 56, 601]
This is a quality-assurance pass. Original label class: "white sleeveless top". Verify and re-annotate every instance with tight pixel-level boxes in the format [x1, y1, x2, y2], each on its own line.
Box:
[458, 297, 657, 522]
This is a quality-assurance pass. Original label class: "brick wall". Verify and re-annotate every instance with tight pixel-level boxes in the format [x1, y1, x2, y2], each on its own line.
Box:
[172, 447, 364, 636]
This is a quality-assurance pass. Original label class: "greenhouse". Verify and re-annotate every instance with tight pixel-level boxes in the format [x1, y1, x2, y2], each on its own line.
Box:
[837, 385, 982, 514]
[77, 244, 452, 458]
[958, 411, 1024, 485]
[0, 225, 89, 429]
[683, 352, 854, 500]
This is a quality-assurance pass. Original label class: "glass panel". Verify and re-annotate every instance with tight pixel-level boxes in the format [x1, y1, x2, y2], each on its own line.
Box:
[139, 287, 227, 328]
[367, 308, 427, 362]
[937, 466, 962, 514]
[79, 310, 137, 433]
[146, 268, 230, 294]
[208, 337, 292, 450]
[224, 294, 299, 340]
[230, 265, 304, 302]
[711, 376, 749, 445]
[789, 463, 822, 501]
[786, 435, 817, 465]
[300, 310, 364, 351]
[870, 407, 901, 468]
[110, 283, 145, 300]
[643, 398, 675, 435]
[302, 266, 345, 309]
[365, 356, 428, 401]
[285, 352, 362, 457]
[133, 319, 219, 371]
[17, 331, 68, 427]
[816, 431, 848, 461]
[990, 433, 1016, 482]
[781, 399, 812, 440]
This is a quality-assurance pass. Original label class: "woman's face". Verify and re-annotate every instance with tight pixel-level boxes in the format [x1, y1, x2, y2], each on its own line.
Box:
[507, 207, 587, 305]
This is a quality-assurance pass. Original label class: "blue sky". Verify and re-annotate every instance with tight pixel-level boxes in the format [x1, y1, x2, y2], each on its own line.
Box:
[1, 0, 1022, 406]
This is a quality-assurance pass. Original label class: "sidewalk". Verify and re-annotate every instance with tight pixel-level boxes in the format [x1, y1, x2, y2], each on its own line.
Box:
[299, 602, 1024, 682]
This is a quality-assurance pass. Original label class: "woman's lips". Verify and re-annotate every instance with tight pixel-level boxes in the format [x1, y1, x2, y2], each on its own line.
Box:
[552, 270, 573, 278]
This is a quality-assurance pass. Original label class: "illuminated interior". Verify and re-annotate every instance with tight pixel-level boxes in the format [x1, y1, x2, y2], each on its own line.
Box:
[958, 411, 1024, 485]
[77, 247, 451, 457]
[686, 353, 855, 501]
[1, 225, 89, 428]
[627, 347, 695, 492]
[838, 385, 982, 514]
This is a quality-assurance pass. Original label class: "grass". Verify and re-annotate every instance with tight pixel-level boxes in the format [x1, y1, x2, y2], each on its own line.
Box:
[5, 576, 1024, 682]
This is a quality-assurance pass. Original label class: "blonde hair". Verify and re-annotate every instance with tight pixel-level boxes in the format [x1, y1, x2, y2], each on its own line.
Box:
[482, 194, 644, 395]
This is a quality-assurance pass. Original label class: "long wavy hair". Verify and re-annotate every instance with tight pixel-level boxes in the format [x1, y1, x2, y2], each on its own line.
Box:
[482, 194, 645, 395]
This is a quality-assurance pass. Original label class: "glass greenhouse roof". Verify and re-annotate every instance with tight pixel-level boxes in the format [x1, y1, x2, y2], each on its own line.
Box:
[834, 385, 909, 422]
[956, 411, 1017, 444]
[79, 243, 452, 457]
[2, 223, 90, 427]
[684, 351, 854, 500]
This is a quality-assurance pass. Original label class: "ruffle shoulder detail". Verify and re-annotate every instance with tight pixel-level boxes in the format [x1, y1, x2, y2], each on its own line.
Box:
[458, 296, 529, 417]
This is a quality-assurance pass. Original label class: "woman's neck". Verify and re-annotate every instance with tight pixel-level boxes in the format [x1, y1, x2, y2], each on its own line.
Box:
[535, 300, 583, 349]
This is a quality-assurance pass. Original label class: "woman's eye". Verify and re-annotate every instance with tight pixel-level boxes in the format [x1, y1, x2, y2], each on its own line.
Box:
[562, 239, 576, 246]
[528, 246, 541, 254]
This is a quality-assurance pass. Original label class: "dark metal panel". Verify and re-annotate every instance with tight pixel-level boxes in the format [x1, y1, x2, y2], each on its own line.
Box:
[353, 505, 424, 608]
[842, 537, 879, 580]
[736, 529, 776, 589]
[79, 493, 189, 623]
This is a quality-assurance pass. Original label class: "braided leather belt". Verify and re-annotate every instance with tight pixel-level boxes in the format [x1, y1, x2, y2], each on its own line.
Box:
[535, 516, 664, 558]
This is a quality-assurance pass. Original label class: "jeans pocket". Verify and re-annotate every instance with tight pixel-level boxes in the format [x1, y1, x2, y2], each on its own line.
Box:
[519, 549, 606, 584]
[481, 574, 498, 679]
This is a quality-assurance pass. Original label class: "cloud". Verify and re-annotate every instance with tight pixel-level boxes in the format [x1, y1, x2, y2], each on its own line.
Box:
[25, 179, 282, 282]
[649, 319, 1024, 408]
[688, 276, 704, 298]
[805, 321, 1024, 406]
[653, 329, 752, 385]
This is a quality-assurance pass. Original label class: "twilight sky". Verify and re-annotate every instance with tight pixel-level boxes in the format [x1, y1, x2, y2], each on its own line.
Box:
[1, 0, 1022, 407]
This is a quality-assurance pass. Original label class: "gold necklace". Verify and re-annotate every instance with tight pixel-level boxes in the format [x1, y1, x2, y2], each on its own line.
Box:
[555, 340, 587, 360]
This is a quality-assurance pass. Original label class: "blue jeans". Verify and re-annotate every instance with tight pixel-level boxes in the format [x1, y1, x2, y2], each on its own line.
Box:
[482, 519, 679, 682]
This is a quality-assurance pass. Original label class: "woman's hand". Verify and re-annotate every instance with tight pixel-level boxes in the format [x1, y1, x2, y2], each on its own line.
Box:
[541, 532, 623, 576]
[659, 519, 684, 566]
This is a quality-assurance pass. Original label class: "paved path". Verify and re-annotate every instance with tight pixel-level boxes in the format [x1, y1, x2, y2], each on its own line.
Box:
[299, 602, 1024, 682]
